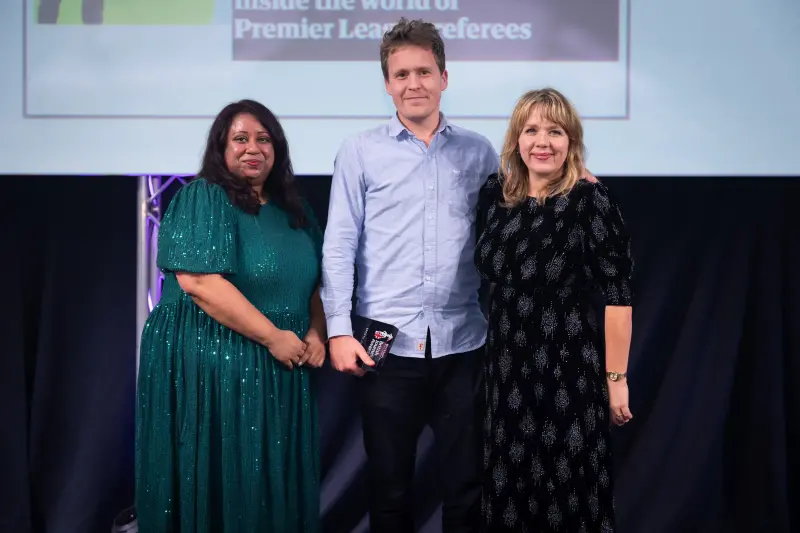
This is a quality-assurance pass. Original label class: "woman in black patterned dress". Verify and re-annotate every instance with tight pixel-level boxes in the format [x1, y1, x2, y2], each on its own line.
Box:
[476, 88, 634, 532]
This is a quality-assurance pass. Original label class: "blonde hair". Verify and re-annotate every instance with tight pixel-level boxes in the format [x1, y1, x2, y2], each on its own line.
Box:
[499, 88, 585, 206]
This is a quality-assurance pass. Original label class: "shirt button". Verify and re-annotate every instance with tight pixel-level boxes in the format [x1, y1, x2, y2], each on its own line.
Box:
[428, 185, 434, 190]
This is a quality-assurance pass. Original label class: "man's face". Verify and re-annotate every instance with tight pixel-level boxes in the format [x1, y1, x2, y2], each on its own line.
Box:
[384, 45, 448, 124]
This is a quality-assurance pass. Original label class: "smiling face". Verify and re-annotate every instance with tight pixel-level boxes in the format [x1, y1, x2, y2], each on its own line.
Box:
[224, 112, 274, 189]
[384, 44, 448, 126]
[498, 88, 585, 205]
[517, 106, 570, 182]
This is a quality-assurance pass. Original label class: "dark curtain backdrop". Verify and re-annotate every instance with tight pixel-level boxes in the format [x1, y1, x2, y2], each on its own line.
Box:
[0, 175, 797, 533]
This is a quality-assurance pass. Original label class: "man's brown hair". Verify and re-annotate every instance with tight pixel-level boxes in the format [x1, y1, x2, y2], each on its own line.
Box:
[379, 18, 446, 80]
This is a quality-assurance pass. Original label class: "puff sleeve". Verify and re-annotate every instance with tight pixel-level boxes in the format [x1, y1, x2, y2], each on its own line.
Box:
[156, 179, 238, 275]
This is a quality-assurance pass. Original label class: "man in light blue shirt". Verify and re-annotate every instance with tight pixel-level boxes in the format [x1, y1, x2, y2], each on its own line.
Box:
[322, 105, 497, 360]
[321, 18, 497, 533]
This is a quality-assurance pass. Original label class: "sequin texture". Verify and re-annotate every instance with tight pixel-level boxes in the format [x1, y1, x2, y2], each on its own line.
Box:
[135, 179, 322, 533]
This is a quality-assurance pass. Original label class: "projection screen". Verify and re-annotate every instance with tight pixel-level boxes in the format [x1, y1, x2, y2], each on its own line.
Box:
[0, 0, 798, 176]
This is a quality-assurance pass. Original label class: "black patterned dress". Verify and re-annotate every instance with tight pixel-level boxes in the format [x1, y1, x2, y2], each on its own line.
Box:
[475, 174, 634, 532]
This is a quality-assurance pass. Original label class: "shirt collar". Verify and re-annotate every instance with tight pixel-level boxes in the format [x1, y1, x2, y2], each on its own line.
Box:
[388, 112, 451, 138]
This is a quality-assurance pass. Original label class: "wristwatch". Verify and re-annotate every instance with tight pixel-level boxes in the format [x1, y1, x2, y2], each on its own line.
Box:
[606, 371, 626, 382]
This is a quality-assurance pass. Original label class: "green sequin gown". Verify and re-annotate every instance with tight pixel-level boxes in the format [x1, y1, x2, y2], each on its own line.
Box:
[135, 179, 321, 533]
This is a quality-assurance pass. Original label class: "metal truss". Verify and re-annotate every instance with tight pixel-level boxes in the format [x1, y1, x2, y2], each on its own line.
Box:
[135, 175, 191, 384]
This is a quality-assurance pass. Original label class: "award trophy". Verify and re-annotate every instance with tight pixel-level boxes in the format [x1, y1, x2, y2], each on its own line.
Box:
[352, 315, 398, 373]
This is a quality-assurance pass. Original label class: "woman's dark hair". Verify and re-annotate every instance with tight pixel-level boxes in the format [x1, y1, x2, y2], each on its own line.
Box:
[198, 99, 306, 227]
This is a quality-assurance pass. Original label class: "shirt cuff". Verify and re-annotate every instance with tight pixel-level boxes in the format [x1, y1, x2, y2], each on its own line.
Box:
[326, 314, 353, 338]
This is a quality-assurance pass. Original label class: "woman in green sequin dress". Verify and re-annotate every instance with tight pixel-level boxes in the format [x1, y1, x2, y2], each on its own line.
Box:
[135, 100, 326, 533]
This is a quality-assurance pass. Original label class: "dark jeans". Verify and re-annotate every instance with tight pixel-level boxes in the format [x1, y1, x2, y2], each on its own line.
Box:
[359, 330, 485, 533]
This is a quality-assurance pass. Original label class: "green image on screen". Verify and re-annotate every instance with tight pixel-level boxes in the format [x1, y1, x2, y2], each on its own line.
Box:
[35, 0, 216, 25]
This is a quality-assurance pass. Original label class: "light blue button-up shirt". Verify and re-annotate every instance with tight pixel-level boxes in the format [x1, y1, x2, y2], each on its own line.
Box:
[321, 113, 499, 358]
